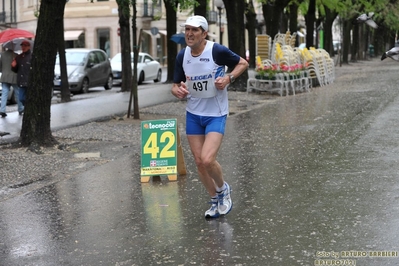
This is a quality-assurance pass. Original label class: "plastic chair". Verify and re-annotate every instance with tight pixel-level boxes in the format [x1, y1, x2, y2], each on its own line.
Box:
[319, 49, 335, 84]
[256, 35, 272, 60]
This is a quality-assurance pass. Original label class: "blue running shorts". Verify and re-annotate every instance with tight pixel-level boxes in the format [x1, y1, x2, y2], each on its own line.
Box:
[186, 111, 227, 135]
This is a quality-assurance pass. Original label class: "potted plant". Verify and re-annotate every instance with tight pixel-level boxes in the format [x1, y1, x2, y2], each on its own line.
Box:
[264, 64, 278, 80]
[292, 63, 302, 79]
[255, 63, 265, 79]
[280, 64, 290, 80]
[301, 62, 309, 77]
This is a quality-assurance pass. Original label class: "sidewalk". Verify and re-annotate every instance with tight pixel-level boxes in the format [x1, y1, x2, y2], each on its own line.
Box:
[0, 83, 176, 143]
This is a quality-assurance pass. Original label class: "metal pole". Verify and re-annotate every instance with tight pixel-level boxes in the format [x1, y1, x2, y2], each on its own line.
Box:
[218, 7, 222, 45]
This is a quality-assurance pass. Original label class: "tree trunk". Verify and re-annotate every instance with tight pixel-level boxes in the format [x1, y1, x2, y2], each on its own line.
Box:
[360, 25, 367, 60]
[59, 17, 71, 102]
[20, 0, 66, 148]
[263, 4, 280, 39]
[289, 2, 298, 47]
[262, 0, 290, 39]
[164, 0, 178, 83]
[305, 0, 316, 48]
[223, 0, 248, 91]
[374, 27, 390, 58]
[342, 19, 351, 64]
[131, 2, 139, 119]
[280, 9, 288, 33]
[194, 0, 207, 17]
[351, 22, 358, 62]
[245, 0, 257, 69]
[117, 0, 132, 93]
[324, 8, 338, 56]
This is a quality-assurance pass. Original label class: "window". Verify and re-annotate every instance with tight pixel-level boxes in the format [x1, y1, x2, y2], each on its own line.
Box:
[152, 0, 162, 19]
[95, 51, 106, 62]
[144, 55, 153, 63]
[143, 0, 162, 18]
[143, 0, 149, 17]
[88, 52, 99, 65]
[97, 28, 110, 57]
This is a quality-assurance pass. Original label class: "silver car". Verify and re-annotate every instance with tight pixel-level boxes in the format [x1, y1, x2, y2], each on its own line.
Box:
[54, 48, 113, 93]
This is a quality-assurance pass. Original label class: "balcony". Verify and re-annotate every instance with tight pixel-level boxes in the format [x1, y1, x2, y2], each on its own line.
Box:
[142, 0, 162, 20]
[0, 12, 5, 23]
[0, 11, 17, 28]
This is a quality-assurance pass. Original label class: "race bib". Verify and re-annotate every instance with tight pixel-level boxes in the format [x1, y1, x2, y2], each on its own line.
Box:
[186, 72, 217, 98]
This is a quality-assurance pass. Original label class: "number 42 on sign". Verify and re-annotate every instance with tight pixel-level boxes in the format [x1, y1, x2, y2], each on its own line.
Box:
[140, 119, 186, 182]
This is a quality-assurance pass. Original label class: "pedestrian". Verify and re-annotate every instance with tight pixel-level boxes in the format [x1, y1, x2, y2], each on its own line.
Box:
[11, 40, 32, 108]
[0, 48, 24, 117]
[171, 15, 249, 219]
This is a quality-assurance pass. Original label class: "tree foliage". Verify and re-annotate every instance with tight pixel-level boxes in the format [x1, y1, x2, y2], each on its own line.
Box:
[257, 0, 399, 62]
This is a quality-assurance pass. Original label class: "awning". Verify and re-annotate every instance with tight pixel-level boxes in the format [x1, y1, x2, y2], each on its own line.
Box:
[142, 30, 160, 38]
[64, 30, 83, 41]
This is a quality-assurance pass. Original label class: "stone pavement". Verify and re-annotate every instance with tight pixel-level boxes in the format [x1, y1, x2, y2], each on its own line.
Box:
[0, 79, 276, 199]
[2, 59, 399, 265]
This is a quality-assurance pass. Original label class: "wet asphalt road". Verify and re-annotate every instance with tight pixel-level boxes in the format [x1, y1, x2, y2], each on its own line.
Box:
[1, 60, 399, 265]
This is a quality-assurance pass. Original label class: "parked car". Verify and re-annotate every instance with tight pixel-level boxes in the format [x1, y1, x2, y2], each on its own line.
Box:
[0, 73, 17, 104]
[111, 52, 162, 85]
[53, 48, 113, 93]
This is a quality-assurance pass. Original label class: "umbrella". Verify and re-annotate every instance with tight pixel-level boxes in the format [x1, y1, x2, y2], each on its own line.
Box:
[0, 28, 35, 44]
[2, 39, 34, 52]
[170, 33, 186, 45]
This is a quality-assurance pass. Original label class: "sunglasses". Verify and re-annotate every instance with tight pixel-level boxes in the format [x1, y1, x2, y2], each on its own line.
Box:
[21, 44, 30, 47]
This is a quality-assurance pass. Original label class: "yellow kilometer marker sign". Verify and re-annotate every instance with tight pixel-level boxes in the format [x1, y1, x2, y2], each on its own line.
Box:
[140, 119, 186, 182]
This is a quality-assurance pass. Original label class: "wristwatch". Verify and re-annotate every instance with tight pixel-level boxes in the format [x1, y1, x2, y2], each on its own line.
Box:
[228, 74, 235, 84]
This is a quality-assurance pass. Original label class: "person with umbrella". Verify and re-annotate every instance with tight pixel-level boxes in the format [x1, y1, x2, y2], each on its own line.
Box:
[11, 40, 32, 107]
[0, 47, 24, 117]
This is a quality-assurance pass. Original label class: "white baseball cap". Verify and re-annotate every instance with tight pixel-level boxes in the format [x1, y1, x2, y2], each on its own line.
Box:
[181, 15, 208, 31]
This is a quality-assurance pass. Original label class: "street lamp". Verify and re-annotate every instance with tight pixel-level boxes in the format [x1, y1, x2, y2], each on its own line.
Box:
[214, 0, 224, 45]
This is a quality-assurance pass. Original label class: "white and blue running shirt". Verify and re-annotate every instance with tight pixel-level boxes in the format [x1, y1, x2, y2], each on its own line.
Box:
[174, 41, 241, 117]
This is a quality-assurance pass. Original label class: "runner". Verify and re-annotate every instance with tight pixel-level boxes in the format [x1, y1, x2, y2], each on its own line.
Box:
[171, 15, 248, 218]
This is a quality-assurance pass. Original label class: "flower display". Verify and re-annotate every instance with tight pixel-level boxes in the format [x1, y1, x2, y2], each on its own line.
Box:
[255, 55, 309, 81]
[291, 63, 302, 76]
[280, 64, 290, 73]
[265, 64, 279, 79]
[255, 63, 266, 78]
[255, 63, 279, 79]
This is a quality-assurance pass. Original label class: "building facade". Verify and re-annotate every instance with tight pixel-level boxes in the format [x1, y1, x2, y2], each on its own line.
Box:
[0, 0, 230, 65]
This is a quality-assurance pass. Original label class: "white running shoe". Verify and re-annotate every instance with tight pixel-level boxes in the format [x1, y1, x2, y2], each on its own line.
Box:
[205, 198, 220, 218]
[217, 182, 233, 215]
